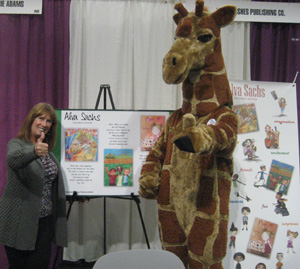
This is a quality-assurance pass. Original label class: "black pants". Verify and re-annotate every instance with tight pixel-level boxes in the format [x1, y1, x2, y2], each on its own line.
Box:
[5, 215, 54, 269]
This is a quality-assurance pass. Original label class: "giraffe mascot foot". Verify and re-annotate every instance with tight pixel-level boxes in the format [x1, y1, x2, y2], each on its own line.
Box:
[139, 1, 238, 268]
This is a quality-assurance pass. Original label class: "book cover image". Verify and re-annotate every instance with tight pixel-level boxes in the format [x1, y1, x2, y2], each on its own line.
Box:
[104, 149, 133, 187]
[65, 128, 98, 161]
[247, 218, 278, 258]
[265, 159, 294, 195]
[140, 115, 165, 151]
[232, 103, 259, 134]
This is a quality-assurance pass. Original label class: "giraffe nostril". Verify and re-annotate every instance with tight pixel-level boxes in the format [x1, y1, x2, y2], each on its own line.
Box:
[172, 57, 177, 66]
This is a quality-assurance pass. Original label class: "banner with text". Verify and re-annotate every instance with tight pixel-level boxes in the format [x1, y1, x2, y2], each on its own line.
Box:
[0, 0, 42, 14]
[224, 80, 300, 268]
[203, 0, 300, 23]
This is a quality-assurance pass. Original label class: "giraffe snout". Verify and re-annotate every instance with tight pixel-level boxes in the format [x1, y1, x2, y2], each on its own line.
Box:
[162, 52, 189, 84]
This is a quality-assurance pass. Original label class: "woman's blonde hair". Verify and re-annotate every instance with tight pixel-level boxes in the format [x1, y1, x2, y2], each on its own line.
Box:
[16, 103, 58, 151]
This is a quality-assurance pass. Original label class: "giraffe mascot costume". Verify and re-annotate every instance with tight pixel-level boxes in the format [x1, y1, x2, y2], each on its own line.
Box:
[139, 1, 238, 268]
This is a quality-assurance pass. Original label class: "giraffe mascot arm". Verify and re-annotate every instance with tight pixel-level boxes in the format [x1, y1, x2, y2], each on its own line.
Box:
[139, 128, 167, 199]
[173, 111, 237, 156]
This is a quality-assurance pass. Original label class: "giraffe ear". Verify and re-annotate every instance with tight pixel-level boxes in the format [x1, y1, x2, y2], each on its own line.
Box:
[211, 5, 237, 28]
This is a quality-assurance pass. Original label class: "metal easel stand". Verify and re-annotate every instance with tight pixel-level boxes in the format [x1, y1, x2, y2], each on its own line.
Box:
[103, 193, 150, 254]
[95, 84, 116, 110]
[53, 85, 150, 268]
[95, 85, 150, 253]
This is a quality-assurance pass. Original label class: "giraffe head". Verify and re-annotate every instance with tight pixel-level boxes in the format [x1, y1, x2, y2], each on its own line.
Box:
[163, 0, 236, 115]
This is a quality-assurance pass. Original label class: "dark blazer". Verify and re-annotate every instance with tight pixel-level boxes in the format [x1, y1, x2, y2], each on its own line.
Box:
[0, 138, 67, 250]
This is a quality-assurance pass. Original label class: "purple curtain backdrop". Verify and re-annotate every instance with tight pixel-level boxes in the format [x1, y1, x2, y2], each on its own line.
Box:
[251, 0, 300, 85]
[250, 0, 300, 160]
[0, 0, 70, 267]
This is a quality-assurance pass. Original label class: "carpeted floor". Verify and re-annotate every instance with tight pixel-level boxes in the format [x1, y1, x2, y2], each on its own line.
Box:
[58, 260, 96, 268]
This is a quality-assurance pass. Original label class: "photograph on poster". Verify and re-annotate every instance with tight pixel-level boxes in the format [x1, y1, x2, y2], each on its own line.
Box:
[104, 149, 133, 187]
[140, 115, 165, 151]
[65, 128, 98, 162]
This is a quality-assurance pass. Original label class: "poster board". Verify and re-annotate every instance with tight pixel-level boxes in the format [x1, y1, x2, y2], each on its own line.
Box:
[224, 80, 300, 268]
[56, 110, 170, 196]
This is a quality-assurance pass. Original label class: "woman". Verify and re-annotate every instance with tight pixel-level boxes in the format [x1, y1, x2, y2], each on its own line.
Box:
[0, 103, 67, 268]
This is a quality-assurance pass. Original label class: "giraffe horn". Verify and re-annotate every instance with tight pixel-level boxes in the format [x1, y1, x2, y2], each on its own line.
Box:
[174, 3, 188, 17]
[195, 0, 204, 17]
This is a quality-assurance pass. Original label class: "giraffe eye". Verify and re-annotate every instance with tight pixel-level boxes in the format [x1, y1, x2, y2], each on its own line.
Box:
[197, 34, 212, 43]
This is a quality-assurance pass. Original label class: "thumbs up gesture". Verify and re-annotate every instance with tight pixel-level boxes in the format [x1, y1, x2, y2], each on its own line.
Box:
[34, 132, 49, 157]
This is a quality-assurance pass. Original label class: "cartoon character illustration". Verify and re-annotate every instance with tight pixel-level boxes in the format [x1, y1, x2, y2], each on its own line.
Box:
[233, 252, 245, 269]
[105, 167, 117, 186]
[122, 167, 133, 186]
[87, 139, 97, 160]
[264, 125, 280, 149]
[261, 229, 273, 256]
[273, 192, 289, 216]
[265, 125, 272, 138]
[287, 230, 298, 253]
[276, 252, 284, 269]
[278, 97, 287, 116]
[242, 139, 258, 159]
[116, 165, 123, 186]
[269, 174, 278, 190]
[66, 139, 81, 160]
[229, 223, 238, 249]
[232, 174, 251, 201]
[241, 207, 251, 231]
[274, 176, 290, 193]
[255, 263, 266, 269]
[254, 165, 267, 187]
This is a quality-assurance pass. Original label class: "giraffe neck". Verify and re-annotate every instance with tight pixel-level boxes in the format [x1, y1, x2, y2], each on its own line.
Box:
[181, 67, 229, 116]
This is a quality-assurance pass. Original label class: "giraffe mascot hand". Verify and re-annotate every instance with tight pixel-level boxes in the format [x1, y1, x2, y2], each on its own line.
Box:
[139, 1, 238, 268]
[173, 113, 215, 154]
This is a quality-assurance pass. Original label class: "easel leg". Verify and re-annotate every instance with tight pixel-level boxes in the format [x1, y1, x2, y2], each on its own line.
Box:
[131, 194, 150, 249]
[103, 196, 107, 254]
[52, 191, 77, 269]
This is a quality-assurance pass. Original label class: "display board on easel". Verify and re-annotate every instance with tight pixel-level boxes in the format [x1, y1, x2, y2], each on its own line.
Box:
[55, 109, 170, 196]
[52, 86, 170, 267]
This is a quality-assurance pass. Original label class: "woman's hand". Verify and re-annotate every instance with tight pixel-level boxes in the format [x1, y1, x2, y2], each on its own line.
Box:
[34, 132, 48, 157]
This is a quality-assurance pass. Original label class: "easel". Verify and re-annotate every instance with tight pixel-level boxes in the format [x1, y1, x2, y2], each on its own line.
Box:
[53, 84, 150, 268]
[94, 84, 150, 253]
[94, 84, 115, 110]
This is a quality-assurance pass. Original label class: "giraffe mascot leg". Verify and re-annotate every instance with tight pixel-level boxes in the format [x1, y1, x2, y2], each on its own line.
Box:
[139, 1, 238, 268]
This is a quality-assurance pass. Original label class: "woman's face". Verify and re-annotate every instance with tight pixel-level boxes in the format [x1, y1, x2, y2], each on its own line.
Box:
[31, 113, 52, 143]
